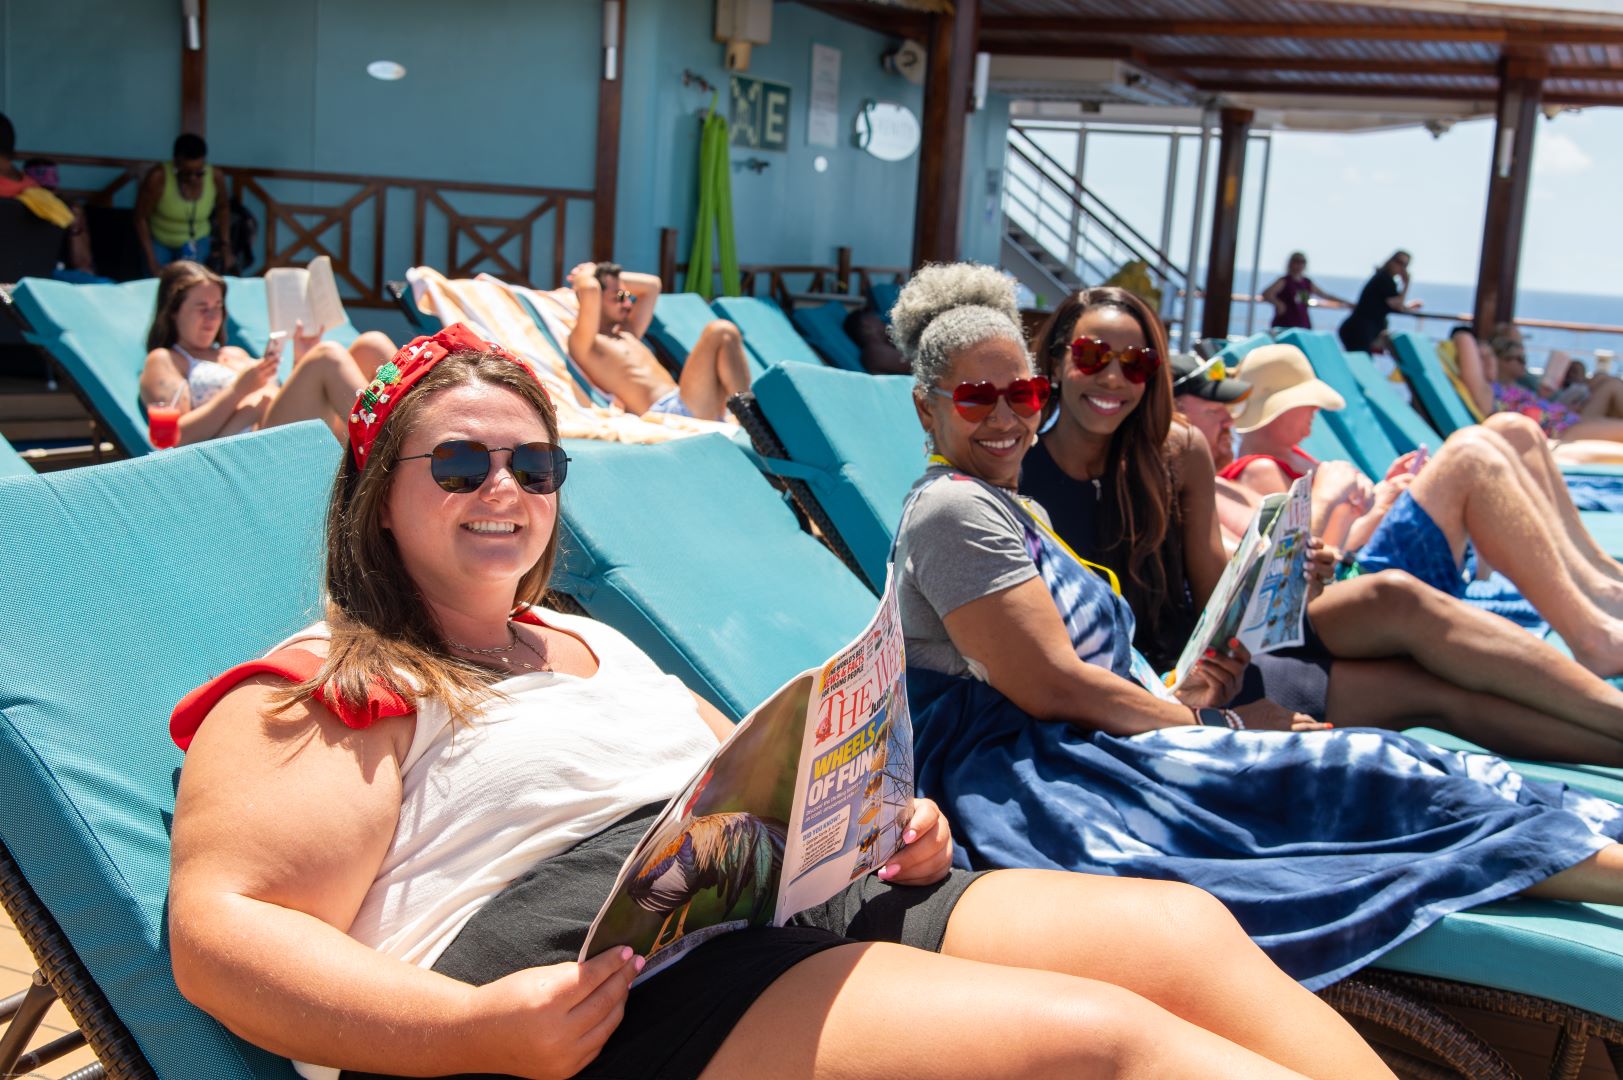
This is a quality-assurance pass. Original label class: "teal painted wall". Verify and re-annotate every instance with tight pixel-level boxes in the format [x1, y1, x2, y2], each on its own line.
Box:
[2, 0, 1007, 300]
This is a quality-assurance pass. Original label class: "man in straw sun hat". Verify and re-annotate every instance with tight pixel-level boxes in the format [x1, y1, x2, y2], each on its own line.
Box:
[1218, 344, 1344, 492]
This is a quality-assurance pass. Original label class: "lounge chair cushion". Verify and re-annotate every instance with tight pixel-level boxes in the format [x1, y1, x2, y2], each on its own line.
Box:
[10, 277, 158, 455]
[1341, 350, 1441, 455]
[1277, 329, 1401, 479]
[710, 296, 823, 373]
[748, 364, 920, 592]
[1390, 332, 1479, 436]
[0, 422, 338, 1079]
[791, 302, 863, 372]
[645, 293, 723, 371]
[0, 434, 30, 478]
[550, 434, 876, 719]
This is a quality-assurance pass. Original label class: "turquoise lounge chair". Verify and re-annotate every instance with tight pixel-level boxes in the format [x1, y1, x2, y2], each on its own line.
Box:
[1390, 331, 1480, 437]
[868, 281, 901, 323]
[4, 277, 158, 456]
[1341, 349, 1442, 456]
[790, 301, 863, 372]
[645, 292, 730, 373]
[0, 434, 31, 478]
[1210, 331, 1273, 366]
[0, 421, 340, 1079]
[1277, 329, 1404, 479]
[709, 296, 826, 372]
[730, 364, 920, 592]
[549, 434, 877, 718]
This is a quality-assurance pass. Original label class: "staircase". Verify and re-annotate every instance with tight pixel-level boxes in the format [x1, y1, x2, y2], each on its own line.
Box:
[1001, 124, 1191, 321]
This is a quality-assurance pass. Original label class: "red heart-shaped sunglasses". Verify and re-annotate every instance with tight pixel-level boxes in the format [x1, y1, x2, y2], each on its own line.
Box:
[1066, 337, 1162, 384]
[930, 377, 1051, 422]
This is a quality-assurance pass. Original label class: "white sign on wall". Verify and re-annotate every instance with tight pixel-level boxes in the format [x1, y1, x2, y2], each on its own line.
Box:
[808, 44, 841, 148]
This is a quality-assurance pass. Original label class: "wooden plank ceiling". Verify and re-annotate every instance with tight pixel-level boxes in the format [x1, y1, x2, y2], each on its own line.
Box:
[803, 0, 1623, 106]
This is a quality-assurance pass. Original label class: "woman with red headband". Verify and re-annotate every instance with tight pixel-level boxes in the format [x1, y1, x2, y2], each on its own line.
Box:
[163, 323, 1383, 1080]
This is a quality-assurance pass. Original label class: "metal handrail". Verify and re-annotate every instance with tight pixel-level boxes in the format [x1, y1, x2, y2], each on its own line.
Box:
[1007, 126, 1191, 286]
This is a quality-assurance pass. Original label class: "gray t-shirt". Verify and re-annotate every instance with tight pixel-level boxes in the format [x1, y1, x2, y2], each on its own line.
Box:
[895, 465, 1044, 677]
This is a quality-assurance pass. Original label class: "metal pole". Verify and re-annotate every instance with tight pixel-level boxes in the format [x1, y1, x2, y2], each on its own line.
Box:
[1066, 126, 1088, 280]
[1181, 108, 1215, 351]
[1156, 132, 1180, 318]
[1244, 131, 1274, 336]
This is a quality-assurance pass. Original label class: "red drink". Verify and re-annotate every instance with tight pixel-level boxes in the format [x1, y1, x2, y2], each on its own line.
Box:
[148, 405, 181, 450]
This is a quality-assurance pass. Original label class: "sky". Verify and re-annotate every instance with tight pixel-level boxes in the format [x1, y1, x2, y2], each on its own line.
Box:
[1049, 105, 1623, 297]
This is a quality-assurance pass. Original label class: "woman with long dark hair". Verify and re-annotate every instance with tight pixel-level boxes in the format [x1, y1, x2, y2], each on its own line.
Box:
[139, 260, 395, 444]
[1021, 286, 1623, 759]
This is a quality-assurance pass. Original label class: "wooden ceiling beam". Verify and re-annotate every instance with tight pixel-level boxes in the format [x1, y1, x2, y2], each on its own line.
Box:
[979, 17, 1623, 46]
[1191, 79, 1498, 100]
[1150, 55, 1498, 77]
[791, 0, 929, 37]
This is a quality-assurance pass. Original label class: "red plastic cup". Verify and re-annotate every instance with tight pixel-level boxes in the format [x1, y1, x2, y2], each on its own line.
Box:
[148, 405, 181, 450]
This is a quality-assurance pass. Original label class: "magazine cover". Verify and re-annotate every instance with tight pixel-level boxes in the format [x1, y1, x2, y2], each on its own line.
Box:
[1168, 472, 1313, 689]
[579, 572, 910, 982]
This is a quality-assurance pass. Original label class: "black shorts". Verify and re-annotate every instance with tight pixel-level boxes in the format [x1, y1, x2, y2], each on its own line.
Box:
[341, 804, 985, 1080]
[1229, 617, 1336, 722]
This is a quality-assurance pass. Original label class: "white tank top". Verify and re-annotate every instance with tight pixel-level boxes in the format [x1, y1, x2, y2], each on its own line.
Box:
[283, 608, 718, 1080]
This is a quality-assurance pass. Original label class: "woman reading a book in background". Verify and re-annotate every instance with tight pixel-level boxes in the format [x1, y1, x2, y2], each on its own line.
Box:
[138, 260, 395, 445]
[889, 263, 1623, 992]
[165, 325, 1388, 1080]
[1022, 289, 1623, 747]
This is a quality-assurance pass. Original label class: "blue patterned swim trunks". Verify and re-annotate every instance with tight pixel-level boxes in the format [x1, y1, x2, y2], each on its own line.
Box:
[1356, 490, 1465, 598]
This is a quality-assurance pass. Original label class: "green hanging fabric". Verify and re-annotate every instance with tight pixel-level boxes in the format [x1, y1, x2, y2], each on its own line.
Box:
[686, 101, 740, 300]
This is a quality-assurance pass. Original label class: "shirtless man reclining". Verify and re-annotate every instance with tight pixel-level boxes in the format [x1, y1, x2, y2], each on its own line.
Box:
[566, 261, 751, 421]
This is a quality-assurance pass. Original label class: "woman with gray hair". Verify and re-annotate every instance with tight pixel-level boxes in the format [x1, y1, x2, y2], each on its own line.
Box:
[892, 262, 1623, 994]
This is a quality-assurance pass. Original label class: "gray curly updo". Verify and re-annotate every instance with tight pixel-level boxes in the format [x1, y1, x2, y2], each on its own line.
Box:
[888, 263, 1030, 392]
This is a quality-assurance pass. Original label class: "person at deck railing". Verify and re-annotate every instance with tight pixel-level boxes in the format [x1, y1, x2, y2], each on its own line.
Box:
[1225, 344, 1623, 677]
[1261, 252, 1347, 331]
[890, 262, 1623, 993]
[165, 323, 1387, 1080]
[139, 260, 396, 444]
[1337, 250, 1421, 353]
[566, 261, 751, 422]
[1019, 288, 1623, 761]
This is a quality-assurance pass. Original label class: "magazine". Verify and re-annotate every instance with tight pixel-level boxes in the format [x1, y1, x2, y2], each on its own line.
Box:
[1168, 472, 1314, 690]
[264, 255, 346, 343]
[580, 572, 911, 982]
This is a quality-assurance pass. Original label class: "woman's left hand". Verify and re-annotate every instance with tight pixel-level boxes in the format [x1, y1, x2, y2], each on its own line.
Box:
[1305, 538, 1339, 600]
[876, 798, 953, 885]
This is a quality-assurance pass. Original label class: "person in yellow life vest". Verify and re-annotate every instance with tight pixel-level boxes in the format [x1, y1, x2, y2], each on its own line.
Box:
[136, 133, 234, 276]
[0, 111, 74, 229]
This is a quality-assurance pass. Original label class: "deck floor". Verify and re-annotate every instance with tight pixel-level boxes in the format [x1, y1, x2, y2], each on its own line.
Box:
[1, 908, 100, 1077]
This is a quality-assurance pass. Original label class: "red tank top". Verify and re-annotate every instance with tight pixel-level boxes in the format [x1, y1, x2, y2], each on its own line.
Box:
[1217, 449, 1318, 483]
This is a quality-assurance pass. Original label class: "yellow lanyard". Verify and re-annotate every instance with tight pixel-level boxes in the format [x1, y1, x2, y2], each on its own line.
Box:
[926, 455, 1122, 596]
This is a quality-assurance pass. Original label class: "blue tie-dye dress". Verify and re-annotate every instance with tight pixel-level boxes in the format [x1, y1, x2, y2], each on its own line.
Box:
[900, 468, 1623, 988]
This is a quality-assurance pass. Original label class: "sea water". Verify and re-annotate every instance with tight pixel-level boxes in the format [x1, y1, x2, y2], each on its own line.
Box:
[1182, 272, 1623, 365]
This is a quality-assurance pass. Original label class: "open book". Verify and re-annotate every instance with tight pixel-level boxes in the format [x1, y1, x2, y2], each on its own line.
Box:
[264, 256, 346, 343]
[1168, 473, 1314, 690]
[581, 572, 911, 982]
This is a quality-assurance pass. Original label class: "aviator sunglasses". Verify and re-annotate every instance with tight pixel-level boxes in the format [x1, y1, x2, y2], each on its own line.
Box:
[1067, 336, 1162, 385]
[395, 440, 571, 495]
[930, 377, 1051, 422]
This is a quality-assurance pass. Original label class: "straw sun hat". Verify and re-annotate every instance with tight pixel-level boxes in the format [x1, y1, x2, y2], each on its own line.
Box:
[1231, 344, 1346, 434]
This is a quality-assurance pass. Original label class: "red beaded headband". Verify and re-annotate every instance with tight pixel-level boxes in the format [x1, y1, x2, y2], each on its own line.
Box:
[347, 323, 544, 470]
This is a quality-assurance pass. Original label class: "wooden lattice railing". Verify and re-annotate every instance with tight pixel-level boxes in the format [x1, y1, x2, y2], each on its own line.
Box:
[17, 152, 595, 308]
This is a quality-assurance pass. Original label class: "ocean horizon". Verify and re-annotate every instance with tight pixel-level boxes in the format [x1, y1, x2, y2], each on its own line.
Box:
[1177, 271, 1623, 363]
